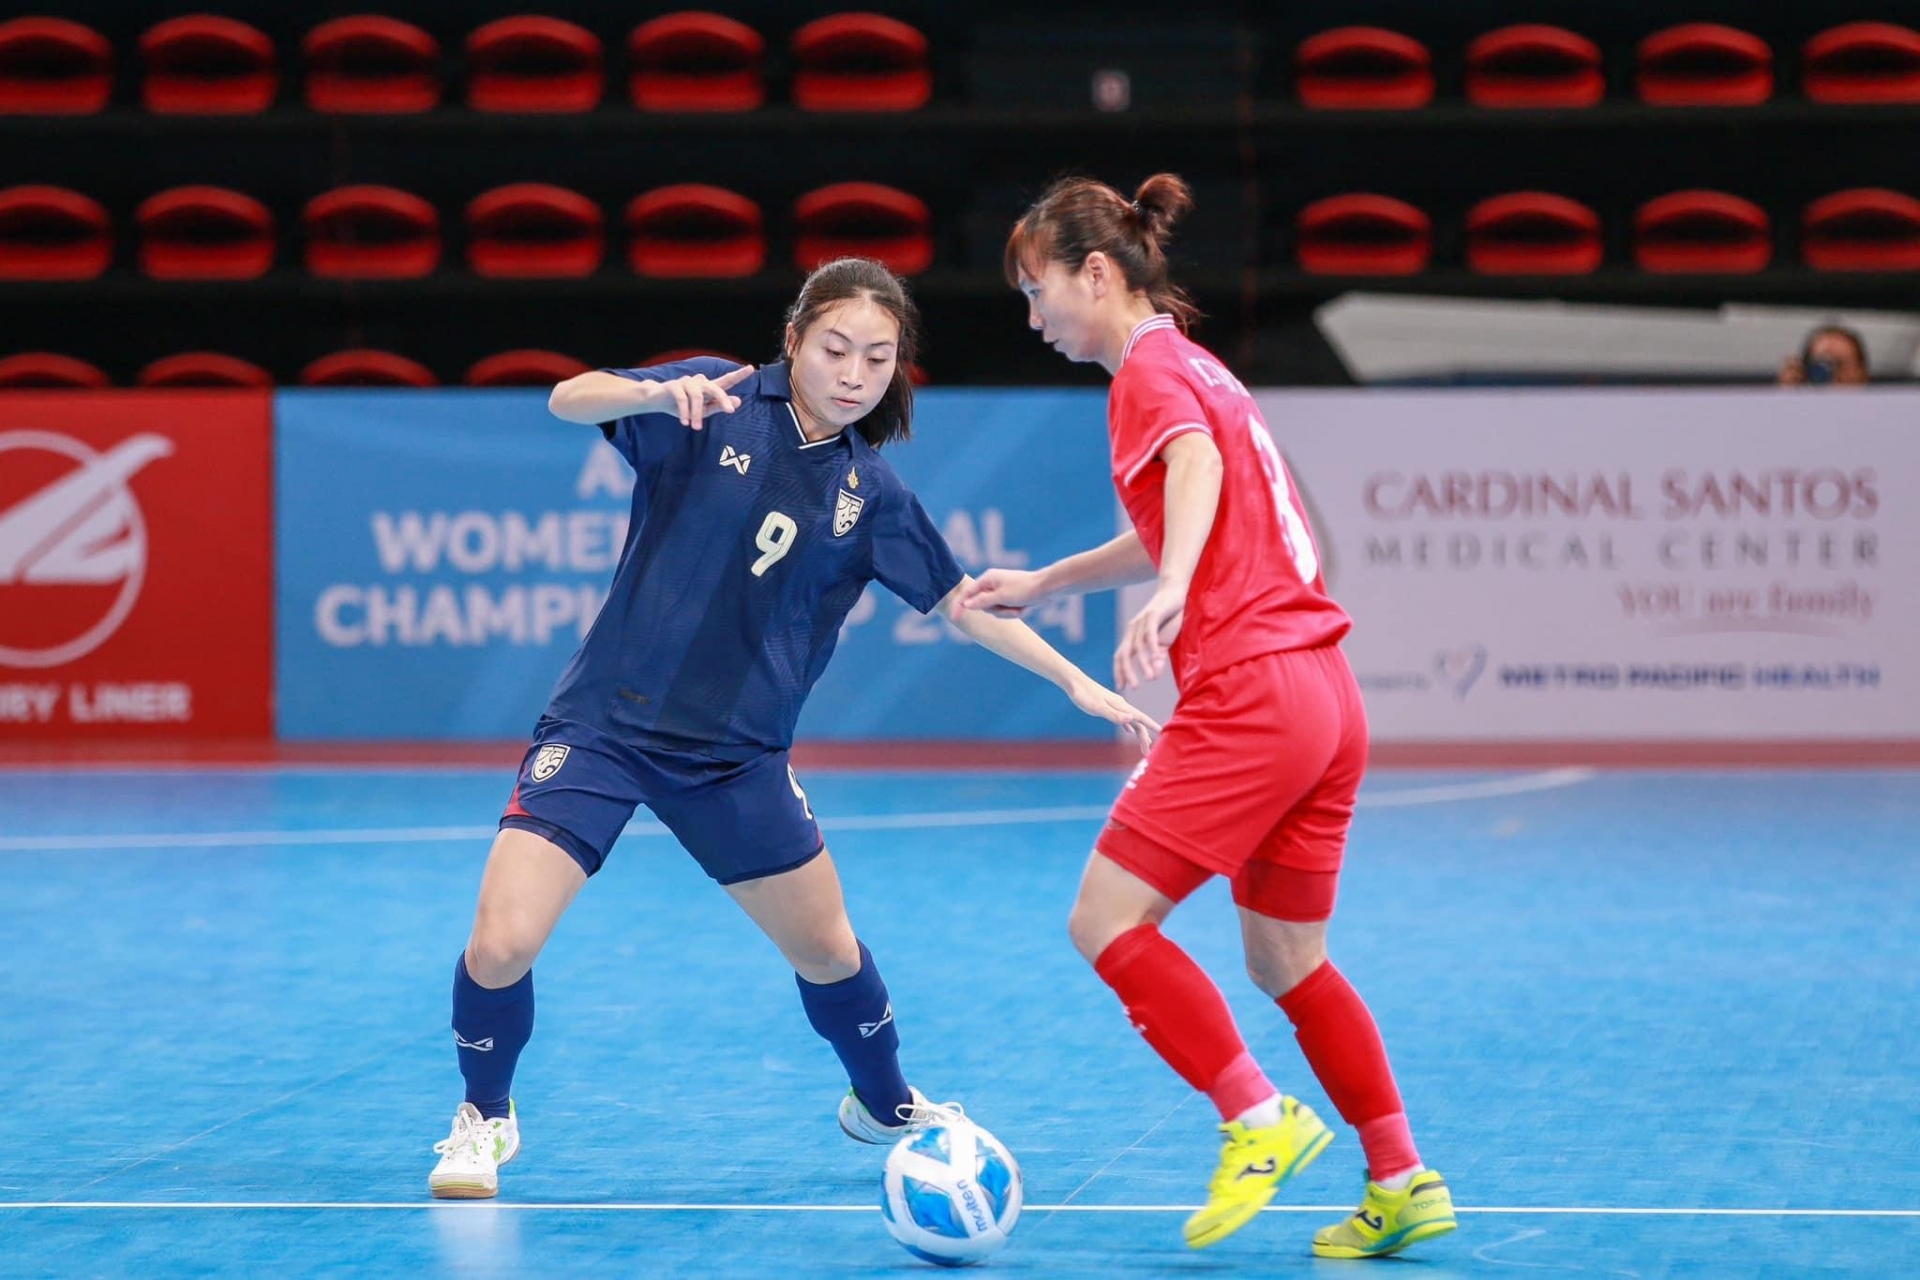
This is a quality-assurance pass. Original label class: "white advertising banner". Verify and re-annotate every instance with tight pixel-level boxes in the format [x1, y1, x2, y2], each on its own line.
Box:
[1149, 387, 1917, 745]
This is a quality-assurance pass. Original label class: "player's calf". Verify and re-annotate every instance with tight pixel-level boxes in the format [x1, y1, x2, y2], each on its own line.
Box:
[797, 939, 915, 1128]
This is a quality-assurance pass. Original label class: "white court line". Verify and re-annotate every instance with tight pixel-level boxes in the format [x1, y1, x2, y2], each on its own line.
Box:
[0, 1202, 1911, 1217]
[0, 769, 1595, 853]
[0, 824, 508, 851]
[1357, 766, 1595, 808]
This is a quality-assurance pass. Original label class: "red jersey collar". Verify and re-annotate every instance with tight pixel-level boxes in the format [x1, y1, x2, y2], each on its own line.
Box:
[1120, 314, 1178, 367]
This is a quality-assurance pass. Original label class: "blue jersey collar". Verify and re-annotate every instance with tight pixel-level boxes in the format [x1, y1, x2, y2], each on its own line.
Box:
[758, 360, 794, 400]
[766, 360, 863, 455]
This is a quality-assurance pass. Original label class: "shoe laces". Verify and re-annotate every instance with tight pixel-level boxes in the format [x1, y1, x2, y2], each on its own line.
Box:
[433, 1107, 490, 1158]
[1216, 1121, 1262, 1153]
[1206, 1124, 1266, 1194]
[893, 1097, 966, 1128]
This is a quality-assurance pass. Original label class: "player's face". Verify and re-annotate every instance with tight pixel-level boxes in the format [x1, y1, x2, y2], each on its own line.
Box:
[1018, 260, 1099, 363]
[788, 299, 901, 430]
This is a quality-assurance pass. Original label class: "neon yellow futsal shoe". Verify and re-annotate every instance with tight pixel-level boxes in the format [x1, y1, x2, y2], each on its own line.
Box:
[1183, 1096, 1333, 1249]
[1313, 1169, 1457, 1258]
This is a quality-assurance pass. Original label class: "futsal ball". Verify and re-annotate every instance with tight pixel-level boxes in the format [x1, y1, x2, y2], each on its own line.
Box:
[880, 1117, 1022, 1266]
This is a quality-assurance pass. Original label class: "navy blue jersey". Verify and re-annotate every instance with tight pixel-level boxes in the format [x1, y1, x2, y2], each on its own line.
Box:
[544, 357, 964, 758]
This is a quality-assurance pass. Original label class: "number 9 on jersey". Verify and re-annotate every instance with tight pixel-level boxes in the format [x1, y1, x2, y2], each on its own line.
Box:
[753, 511, 798, 577]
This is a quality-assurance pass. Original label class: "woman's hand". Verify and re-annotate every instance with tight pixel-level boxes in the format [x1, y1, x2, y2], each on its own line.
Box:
[659, 365, 757, 429]
[1066, 675, 1161, 753]
[958, 568, 1050, 618]
[1115, 584, 1186, 691]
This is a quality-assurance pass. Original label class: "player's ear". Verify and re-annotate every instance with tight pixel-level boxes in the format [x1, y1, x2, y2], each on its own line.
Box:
[1083, 252, 1109, 297]
[783, 322, 800, 360]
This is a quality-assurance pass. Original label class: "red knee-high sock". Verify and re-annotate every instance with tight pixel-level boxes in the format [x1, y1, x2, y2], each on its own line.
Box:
[1094, 924, 1275, 1121]
[1277, 961, 1421, 1180]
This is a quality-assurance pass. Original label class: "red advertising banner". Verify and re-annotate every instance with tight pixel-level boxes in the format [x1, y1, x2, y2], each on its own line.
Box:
[0, 391, 272, 738]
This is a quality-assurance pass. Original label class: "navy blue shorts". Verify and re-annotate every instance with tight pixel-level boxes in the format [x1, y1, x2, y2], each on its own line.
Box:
[498, 716, 824, 884]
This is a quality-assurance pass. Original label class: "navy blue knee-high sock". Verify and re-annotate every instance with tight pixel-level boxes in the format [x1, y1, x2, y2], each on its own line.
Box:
[795, 940, 911, 1120]
[452, 953, 533, 1120]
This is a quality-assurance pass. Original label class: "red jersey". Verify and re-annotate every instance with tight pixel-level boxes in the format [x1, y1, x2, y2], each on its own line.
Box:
[1109, 315, 1350, 687]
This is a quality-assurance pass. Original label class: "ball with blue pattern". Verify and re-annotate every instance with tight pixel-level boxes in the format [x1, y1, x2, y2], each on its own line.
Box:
[880, 1117, 1022, 1266]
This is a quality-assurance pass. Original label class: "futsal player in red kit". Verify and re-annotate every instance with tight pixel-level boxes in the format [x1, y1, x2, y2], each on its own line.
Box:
[963, 174, 1457, 1259]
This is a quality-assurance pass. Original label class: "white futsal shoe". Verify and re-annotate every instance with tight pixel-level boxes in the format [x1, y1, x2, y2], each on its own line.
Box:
[429, 1100, 520, 1199]
[838, 1086, 964, 1144]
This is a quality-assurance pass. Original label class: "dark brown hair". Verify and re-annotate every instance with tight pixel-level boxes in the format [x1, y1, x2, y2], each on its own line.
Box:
[782, 256, 920, 448]
[1801, 323, 1869, 375]
[1003, 173, 1200, 330]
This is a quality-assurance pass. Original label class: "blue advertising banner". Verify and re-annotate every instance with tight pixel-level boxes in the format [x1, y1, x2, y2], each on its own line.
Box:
[275, 389, 1116, 741]
[796, 389, 1115, 740]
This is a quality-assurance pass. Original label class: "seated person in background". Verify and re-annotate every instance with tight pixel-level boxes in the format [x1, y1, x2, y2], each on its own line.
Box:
[1779, 324, 1870, 387]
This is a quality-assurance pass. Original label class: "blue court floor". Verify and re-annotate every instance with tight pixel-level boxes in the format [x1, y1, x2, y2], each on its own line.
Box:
[1, 765, 1916, 1276]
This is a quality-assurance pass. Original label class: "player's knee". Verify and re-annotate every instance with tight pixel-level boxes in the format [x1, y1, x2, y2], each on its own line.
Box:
[465, 922, 541, 988]
[1244, 950, 1287, 998]
[787, 926, 861, 984]
[791, 945, 860, 985]
[1067, 900, 1132, 965]
[1065, 903, 1099, 963]
[1069, 880, 1174, 964]
[1244, 938, 1327, 999]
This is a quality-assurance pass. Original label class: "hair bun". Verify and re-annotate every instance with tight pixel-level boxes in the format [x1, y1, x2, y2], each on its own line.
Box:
[1132, 173, 1194, 245]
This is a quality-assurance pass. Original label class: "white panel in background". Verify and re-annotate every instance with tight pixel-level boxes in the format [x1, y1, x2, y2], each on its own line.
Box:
[1240, 387, 1920, 743]
[1315, 294, 1920, 383]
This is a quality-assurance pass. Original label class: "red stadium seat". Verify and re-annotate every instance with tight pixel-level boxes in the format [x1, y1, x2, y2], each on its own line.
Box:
[137, 352, 273, 387]
[1634, 191, 1771, 273]
[303, 16, 440, 113]
[300, 349, 437, 387]
[1465, 25, 1603, 108]
[793, 182, 932, 274]
[792, 14, 930, 112]
[628, 12, 764, 111]
[1465, 192, 1602, 274]
[1637, 24, 1771, 106]
[625, 184, 765, 277]
[0, 18, 111, 114]
[640, 346, 747, 367]
[1295, 194, 1431, 274]
[303, 185, 440, 278]
[140, 15, 276, 114]
[136, 186, 275, 279]
[466, 349, 591, 386]
[0, 185, 111, 279]
[466, 183, 603, 278]
[1804, 23, 1920, 105]
[0, 352, 109, 388]
[1802, 188, 1920, 272]
[466, 16, 602, 113]
[1296, 27, 1433, 109]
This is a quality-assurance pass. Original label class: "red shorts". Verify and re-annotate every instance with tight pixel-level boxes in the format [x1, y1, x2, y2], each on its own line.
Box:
[1099, 644, 1367, 923]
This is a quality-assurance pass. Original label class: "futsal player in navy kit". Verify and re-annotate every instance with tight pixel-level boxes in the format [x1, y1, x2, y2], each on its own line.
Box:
[430, 258, 1159, 1197]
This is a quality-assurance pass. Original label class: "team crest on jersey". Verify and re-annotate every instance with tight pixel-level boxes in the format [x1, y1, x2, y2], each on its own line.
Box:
[833, 488, 865, 536]
[530, 743, 571, 782]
